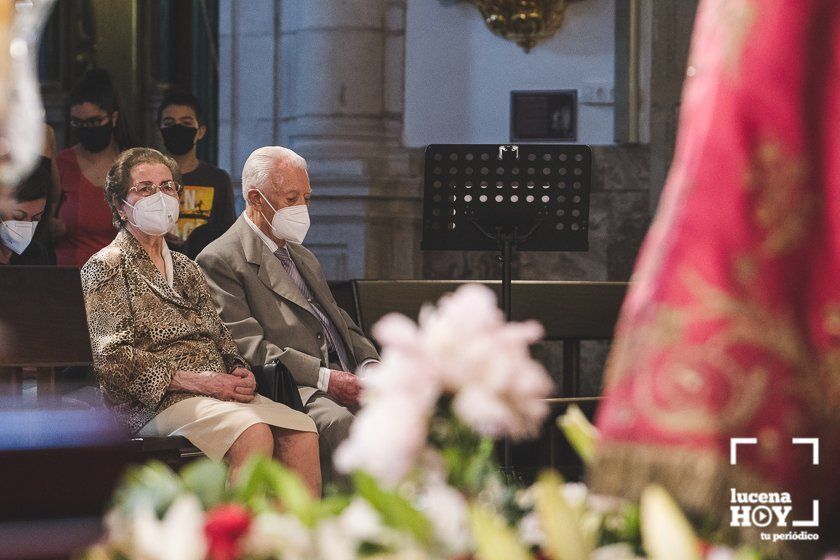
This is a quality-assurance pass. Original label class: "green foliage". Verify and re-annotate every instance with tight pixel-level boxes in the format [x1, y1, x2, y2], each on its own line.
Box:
[179, 459, 228, 511]
[429, 405, 498, 496]
[231, 456, 322, 525]
[598, 503, 643, 555]
[112, 461, 183, 518]
[353, 471, 434, 546]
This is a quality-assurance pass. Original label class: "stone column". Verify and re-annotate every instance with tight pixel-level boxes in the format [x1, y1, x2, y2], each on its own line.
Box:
[220, 0, 422, 280]
[645, 0, 698, 210]
[276, 0, 423, 280]
[218, 0, 279, 209]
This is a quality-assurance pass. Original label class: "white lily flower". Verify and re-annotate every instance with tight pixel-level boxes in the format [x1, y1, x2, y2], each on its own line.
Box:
[131, 495, 207, 560]
[241, 512, 314, 560]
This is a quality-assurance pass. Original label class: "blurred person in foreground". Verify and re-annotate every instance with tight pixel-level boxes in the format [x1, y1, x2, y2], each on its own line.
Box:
[590, 0, 840, 557]
[81, 147, 320, 493]
[197, 146, 380, 485]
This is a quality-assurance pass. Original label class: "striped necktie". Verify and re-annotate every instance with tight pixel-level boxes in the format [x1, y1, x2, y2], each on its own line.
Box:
[274, 247, 352, 372]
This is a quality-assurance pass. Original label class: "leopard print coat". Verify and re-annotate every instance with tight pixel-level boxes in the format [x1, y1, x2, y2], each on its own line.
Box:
[81, 229, 248, 434]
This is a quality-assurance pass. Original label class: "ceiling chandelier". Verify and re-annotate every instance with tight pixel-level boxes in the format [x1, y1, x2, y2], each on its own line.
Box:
[466, 0, 570, 53]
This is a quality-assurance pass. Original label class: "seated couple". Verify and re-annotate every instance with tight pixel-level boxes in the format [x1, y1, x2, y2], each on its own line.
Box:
[81, 146, 379, 494]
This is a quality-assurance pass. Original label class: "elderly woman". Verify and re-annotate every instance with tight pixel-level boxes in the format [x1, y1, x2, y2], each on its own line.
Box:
[81, 147, 320, 493]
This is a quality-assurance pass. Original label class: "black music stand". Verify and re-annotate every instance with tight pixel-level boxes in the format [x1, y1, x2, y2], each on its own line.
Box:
[421, 144, 592, 470]
[422, 144, 592, 319]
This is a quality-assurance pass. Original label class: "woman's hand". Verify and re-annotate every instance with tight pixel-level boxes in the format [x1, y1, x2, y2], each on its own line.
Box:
[169, 369, 256, 402]
[230, 367, 258, 398]
[203, 370, 255, 402]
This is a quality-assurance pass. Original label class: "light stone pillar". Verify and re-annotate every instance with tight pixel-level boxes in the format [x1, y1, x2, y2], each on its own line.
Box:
[278, 0, 423, 280]
[219, 0, 423, 280]
[645, 0, 698, 210]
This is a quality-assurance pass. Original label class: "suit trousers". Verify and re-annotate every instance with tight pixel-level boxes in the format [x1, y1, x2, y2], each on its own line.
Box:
[304, 390, 355, 487]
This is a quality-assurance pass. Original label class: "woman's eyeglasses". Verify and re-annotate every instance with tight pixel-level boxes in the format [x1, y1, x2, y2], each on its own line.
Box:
[128, 180, 183, 197]
[69, 115, 110, 129]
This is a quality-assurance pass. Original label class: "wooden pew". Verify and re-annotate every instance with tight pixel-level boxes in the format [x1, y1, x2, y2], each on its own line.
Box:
[352, 280, 628, 397]
[0, 266, 201, 464]
[0, 266, 93, 400]
[352, 279, 627, 477]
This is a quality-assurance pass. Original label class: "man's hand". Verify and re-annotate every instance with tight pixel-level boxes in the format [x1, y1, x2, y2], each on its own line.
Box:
[327, 370, 362, 406]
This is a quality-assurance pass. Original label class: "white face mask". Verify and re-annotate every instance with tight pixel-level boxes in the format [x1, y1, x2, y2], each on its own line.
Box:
[123, 192, 180, 237]
[256, 191, 310, 244]
[0, 219, 37, 254]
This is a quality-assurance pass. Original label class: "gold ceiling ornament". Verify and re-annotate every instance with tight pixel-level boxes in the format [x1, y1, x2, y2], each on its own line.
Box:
[467, 0, 569, 53]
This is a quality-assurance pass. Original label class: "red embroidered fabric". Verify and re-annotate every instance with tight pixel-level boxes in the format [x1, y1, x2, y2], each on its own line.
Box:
[592, 0, 839, 543]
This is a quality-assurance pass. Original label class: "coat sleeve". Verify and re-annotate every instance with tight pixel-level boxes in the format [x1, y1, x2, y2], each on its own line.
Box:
[340, 308, 381, 365]
[81, 253, 175, 408]
[188, 259, 248, 373]
[196, 248, 322, 388]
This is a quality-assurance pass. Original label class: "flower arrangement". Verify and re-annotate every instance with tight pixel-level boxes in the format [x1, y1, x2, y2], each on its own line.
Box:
[83, 284, 769, 560]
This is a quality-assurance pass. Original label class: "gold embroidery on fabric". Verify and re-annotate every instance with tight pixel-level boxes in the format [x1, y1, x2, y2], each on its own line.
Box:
[732, 254, 759, 289]
[823, 305, 840, 336]
[589, 442, 814, 558]
[604, 266, 813, 438]
[816, 346, 840, 425]
[744, 139, 812, 257]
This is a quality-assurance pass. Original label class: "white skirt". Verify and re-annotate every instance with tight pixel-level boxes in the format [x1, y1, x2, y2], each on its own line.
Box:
[138, 394, 317, 461]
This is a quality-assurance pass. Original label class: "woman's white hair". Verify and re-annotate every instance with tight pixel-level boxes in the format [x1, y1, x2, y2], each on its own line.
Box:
[241, 146, 308, 201]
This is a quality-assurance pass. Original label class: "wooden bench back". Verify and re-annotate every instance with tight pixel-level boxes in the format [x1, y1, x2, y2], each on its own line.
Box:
[0, 266, 92, 367]
[352, 280, 628, 341]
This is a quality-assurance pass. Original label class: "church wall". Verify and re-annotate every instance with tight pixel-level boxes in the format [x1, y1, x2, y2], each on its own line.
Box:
[404, 0, 616, 147]
[216, 0, 696, 395]
[217, 1, 693, 289]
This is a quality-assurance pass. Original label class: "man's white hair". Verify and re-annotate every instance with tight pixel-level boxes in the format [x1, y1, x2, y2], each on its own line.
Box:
[241, 146, 308, 202]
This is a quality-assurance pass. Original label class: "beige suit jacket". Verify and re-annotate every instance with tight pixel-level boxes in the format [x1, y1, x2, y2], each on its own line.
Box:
[196, 215, 380, 402]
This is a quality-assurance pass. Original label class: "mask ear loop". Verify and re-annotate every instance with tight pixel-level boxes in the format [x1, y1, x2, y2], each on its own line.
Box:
[121, 198, 139, 230]
[250, 189, 278, 228]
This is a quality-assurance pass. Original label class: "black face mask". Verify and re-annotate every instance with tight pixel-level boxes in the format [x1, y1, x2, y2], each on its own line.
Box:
[161, 124, 198, 156]
[75, 124, 113, 153]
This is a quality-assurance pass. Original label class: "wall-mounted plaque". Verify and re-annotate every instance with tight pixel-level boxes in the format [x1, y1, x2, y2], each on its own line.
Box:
[510, 90, 577, 142]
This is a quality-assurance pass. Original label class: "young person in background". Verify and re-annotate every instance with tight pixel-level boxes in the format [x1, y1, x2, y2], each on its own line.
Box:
[158, 91, 235, 259]
[54, 69, 137, 268]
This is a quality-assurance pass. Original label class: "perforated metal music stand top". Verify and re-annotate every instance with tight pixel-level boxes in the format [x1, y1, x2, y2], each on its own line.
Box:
[421, 144, 592, 251]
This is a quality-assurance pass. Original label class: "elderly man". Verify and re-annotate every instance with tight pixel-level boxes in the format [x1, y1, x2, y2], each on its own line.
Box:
[196, 146, 379, 483]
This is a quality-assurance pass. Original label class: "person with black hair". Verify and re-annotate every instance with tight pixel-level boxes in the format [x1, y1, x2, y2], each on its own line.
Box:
[0, 165, 52, 265]
[54, 69, 137, 267]
[158, 91, 235, 258]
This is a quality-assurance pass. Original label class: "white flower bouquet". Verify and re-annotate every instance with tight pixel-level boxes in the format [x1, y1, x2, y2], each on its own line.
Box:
[83, 285, 771, 560]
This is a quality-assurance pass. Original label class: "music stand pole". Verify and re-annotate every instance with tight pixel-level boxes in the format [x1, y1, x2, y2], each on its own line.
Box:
[498, 229, 515, 322]
[421, 143, 593, 477]
[496, 227, 517, 472]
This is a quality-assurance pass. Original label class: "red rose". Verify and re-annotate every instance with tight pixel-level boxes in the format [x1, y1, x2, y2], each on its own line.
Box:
[204, 503, 252, 560]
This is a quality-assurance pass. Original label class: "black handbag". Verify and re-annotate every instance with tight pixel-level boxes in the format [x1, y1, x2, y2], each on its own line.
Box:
[252, 360, 305, 412]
